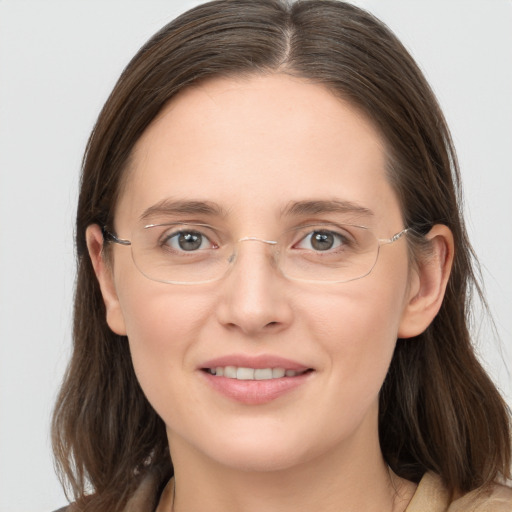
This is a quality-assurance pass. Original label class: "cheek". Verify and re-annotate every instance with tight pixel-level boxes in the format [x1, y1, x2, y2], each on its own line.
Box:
[312, 292, 400, 381]
[116, 279, 214, 395]
[306, 264, 410, 394]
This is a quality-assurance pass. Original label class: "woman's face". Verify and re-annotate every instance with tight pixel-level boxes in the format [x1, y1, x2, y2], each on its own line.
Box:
[94, 74, 422, 472]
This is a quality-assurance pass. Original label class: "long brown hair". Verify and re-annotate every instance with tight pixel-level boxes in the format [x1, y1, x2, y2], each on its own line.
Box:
[52, 1, 511, 510]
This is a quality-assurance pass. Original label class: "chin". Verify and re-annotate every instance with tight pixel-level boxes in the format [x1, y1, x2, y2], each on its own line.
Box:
[185, 419, 343, 474]
[208, 441, 313, 473]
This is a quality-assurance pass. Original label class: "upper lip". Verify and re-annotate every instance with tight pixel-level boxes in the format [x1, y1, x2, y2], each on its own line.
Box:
[200, 354, 312, 372]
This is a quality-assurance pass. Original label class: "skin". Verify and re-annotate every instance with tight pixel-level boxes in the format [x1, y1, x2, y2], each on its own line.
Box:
[87, 73, 454, 512]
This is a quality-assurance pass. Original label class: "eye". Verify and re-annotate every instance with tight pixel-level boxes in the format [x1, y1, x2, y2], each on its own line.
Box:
[164, 230, 214, 252]
[295, 230, 346, 251]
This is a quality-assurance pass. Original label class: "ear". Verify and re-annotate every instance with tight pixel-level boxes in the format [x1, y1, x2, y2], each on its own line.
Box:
[398, 224, 454, 338]
[86, 224, 127, 336]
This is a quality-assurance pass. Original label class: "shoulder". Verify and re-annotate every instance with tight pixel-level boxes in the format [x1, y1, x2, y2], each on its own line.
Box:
[450, 481, 512, 512]
[406, 472, 512, 512]
[51, 466, 165, 512]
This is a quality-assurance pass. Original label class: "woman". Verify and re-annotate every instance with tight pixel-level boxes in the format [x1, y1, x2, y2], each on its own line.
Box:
[52, 1, 512, 511]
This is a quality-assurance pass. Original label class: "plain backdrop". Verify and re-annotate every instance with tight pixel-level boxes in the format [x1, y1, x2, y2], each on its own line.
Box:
[0, 1, 511, 511]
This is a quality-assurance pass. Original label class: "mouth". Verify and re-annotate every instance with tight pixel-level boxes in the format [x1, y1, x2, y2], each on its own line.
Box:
[202, 366, 312, 380]
[199, 356, 314, 404]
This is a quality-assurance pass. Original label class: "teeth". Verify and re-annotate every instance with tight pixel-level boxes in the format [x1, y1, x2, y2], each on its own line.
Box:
[224, 366, 237, 378]
[237, 367, 254, 380]
[254, 368, 272, 380]
[206, 366, 307, 380]
[272, 368, 286, 378]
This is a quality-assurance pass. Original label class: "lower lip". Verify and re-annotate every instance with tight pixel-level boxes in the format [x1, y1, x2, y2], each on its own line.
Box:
[201, 371, 313, 405]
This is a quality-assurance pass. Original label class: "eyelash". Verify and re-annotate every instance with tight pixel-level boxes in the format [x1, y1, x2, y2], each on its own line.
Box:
[157, 226, 354, 253]
[293, 230, 349, 252]
[160, 230, 218, 252]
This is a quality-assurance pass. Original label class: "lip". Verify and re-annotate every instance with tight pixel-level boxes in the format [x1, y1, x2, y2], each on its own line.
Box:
[199, 354, 314, 405]
[200, 354, 310, 372]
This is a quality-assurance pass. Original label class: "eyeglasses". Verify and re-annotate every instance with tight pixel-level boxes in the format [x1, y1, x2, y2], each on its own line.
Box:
[102, 222, 408, 285]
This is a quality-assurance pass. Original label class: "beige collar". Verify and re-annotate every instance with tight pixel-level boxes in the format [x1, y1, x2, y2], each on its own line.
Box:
[128, 470, 512, 512]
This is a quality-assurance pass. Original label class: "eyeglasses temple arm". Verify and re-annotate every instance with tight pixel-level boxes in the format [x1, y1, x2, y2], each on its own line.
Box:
[102, 227, 132, 246]
[377, 228, 409, 245]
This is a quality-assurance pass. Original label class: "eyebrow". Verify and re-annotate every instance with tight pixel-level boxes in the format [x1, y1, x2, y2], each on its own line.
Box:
[139, 198, 373, 223]
[139, 199, 229, 222]
[281, 199, 374, 218]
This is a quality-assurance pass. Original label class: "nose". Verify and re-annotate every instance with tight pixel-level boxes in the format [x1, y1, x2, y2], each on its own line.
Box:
[215, 238, 294, 337]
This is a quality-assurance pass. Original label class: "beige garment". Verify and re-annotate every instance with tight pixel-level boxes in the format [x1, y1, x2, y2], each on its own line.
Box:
[405, 472, 512, 512]
[59, 472, 512, 512]
[153, 471, 512, 512]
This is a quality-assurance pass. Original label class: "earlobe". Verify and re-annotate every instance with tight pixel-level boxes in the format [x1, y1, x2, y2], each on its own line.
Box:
[86, 224, 127, 336]
[398, 224, 454, 338]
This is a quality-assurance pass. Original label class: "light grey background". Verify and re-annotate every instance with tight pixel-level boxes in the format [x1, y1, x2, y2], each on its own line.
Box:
[0, 1, 510, 511]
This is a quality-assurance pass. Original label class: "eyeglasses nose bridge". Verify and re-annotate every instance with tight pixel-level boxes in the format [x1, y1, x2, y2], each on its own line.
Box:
[237, 236, 278, 245]
[226, 236, 279, 265]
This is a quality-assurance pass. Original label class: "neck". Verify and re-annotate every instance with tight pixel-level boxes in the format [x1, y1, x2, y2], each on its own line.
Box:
[166, 416, 416, 512]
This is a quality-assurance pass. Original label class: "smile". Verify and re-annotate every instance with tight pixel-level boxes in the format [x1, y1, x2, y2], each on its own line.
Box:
[200, 356, 314, 404]
[204, 366, 310, 380]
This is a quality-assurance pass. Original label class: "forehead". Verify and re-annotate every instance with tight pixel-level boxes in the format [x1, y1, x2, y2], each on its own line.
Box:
[117, 73, 401, 229]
